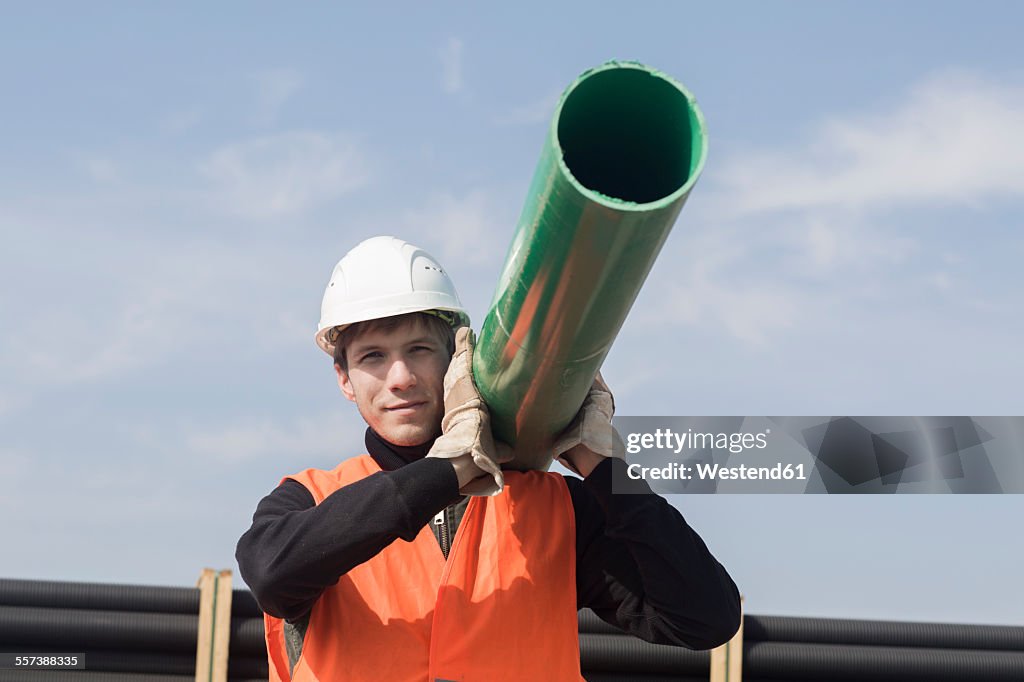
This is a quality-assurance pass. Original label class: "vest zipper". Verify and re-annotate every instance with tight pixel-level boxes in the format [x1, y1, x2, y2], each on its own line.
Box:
[433, 508, 451, 559]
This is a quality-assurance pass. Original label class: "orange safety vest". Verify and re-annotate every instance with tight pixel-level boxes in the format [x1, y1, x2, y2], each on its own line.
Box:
[264, 455, 584, 682]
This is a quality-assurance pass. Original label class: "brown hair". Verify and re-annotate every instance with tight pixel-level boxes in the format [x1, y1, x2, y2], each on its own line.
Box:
[332, 311, 456, 371]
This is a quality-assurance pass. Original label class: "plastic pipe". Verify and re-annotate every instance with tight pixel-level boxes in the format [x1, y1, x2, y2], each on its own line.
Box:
[742, 614, 1024, 651]
[581, 671, 708, 675]
[743, 641, 1024, 681]
[0, 605, 262, 656]
[0, 578, 262, 617]
[473, 61, 707, 468]
[577, 633, 708, 674]
[578, 608, 1024, 651]
[0, 578, 200, 614]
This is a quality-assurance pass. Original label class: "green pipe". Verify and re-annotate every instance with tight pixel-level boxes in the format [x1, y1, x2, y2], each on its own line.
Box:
[473, 61, 708, 470]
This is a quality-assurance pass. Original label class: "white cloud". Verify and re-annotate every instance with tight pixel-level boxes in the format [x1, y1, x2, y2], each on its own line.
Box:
[184, 411, 362, 463]
[0, 448, 30, 479]
[928, 271, 953, 292]
[714, 70, 1024, 215]
[676, 277, 800, 347]
[22, 285, 179, 384]
[199, 131, 371, 218]
[159, 108, 202, 134]
[251, 68, 304, 126]
[782, 215, 917, 276]
[803, 219, 839, 270]
[493, 90, 560, 126]
[0, 392, 17, 416]
[440, 38, 464, 94]
[0, 232, 309, 395]
[84, 157, 119, 183]
[633, 70, 1024, 349]
[0, 449, 33, 511]
[638, 208, 924, 347]
[640, 226, 802, 346]
[10, 253, 218, 387]
[402, 189, 507, 267]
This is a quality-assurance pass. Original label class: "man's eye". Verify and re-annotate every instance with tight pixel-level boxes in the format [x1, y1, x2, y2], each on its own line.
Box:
[359, 351, 383, 363]
[411, 345, 433, 353]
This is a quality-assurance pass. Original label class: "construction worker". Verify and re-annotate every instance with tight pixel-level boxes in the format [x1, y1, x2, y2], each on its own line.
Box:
[236, 236, 741, 681]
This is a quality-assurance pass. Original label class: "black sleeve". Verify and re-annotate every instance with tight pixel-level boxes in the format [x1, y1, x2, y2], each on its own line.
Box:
[236, 457, 460, 621]
[569, 457, 742, 650]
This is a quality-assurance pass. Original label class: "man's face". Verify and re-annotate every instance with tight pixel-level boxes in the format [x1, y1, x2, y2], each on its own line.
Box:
[336, 318, 450, 447]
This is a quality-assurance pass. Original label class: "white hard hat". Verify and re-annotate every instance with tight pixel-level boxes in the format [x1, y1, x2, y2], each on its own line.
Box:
[315, 236, 470, 356]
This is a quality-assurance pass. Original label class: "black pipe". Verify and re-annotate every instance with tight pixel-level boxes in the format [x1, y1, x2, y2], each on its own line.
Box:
[578, 609, 627, 635]
[579, 609, 1024, 653]
[0, 579, 261, 618]
[228, 616, 268, 656]
[0, 606, 196, 652]
[0, 606, 267, 656]
[231, 590, 262, 617]
[7, 579, 1024, 680]
[744, 641, 1024, 681]
[578, 632, 1024, 679]
[228, 655, 268, 679]
[583, 675, 707, 682]
[581, 671, 708, 675]
[744, 614, 1024, 651]
[578, 633, 708, 674]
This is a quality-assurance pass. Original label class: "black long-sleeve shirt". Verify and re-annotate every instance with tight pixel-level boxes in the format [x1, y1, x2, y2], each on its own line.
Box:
[236, 429, 741, 650]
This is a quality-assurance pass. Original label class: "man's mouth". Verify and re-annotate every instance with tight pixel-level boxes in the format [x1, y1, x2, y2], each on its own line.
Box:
[385, 401, 427, 412]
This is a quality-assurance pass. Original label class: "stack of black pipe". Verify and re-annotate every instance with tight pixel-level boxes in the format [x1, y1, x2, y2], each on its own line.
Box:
[578, 608, 708, 681]
[740, 613, 1024, 681]
[2, 579, 1023, 680]
[578, 608, 1024, 681]
[0, 578, 266, 681]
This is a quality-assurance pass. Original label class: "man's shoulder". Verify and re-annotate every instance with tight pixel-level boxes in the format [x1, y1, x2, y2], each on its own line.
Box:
[282, 455, 377, 502]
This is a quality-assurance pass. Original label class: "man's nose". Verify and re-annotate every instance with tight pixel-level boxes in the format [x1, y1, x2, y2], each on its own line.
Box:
[386, 358, 417, 391]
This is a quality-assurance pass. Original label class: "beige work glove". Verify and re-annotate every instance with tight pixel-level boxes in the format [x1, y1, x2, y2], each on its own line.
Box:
[427, 327, 513, 496]
[552, 372, 625, 476]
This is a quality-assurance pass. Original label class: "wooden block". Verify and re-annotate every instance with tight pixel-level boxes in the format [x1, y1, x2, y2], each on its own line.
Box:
[709, 596, 744, 682]
[195, 568, 215, 682]
[212, 569, 234, 682]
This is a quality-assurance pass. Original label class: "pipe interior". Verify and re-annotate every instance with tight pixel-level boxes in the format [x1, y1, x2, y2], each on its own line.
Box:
[557, 69, 699, 203]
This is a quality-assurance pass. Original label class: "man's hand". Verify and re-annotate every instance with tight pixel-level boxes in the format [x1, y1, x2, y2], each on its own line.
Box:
[553, 372, 625, 478]
[449, 454, 491, 489]
[426, 327, 513, 496]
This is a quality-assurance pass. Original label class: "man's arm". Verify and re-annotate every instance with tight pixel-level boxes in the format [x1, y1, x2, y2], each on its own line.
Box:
[568, 456, 742, 650]
[555, 375, 741, 649]
[239, 324, 504, 623]
[235, 457, 461, 621]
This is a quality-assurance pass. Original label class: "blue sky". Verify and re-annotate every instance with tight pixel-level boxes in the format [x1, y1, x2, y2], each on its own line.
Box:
[2, 3, 1022, 625]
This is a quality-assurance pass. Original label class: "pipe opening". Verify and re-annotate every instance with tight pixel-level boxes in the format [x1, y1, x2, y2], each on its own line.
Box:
[557, 68, 701, 204]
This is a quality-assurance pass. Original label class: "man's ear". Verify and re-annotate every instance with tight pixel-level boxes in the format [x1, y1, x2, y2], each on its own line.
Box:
[335, 363, 357, 403]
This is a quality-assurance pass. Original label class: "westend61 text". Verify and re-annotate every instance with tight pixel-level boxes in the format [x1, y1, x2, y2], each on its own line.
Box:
[628, 462, 808, 481]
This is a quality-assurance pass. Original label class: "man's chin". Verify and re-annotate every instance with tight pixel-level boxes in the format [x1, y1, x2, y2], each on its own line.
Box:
[359, 406, 440, 448]
[378, 423, 437, 448]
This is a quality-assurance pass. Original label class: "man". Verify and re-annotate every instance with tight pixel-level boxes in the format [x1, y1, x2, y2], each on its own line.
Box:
[237, 236, 741, 681]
